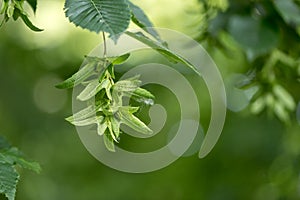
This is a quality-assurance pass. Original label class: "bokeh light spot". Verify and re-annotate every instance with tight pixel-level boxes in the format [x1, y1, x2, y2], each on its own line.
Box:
[33, 74, 67, 113]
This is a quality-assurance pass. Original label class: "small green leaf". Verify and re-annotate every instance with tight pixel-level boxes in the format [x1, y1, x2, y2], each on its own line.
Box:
[127, 1, 161, 42]
[274, 0, 300, 26]
[103, 131, 115, 152]
[0, 1, 8, 15]
[114, 79, 141, 92]
[77, 79, 100, 101]
[274, 102, 290, 123]
[19, 12, 43, 32]
[0, 148, 41, 173]
[26, 0, 37, 13]
[97, 118, 107, 136]
[273, 85, 296, 111]
[66, 105, 100, 123]
[110, 117, 120, 138]
[126, 31, 201, 76]
[0, 163, 19, 200]
[118, 107, 152, 134]
[106, 120, 118, 142]
[250, 97, 265, 114]
[108, 53, 130, 65]
[56, 60, 101, 89]
[67, 116, 99, 126]
[133, 88, 155, 99]
[128, 87, 155, 105]
[7, 3, 15, 18]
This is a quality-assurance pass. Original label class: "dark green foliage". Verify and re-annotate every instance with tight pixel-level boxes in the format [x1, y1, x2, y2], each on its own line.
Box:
[198, 0, 300, 123]
[0, 137, 40, 200]
[0, 0, 42, 31]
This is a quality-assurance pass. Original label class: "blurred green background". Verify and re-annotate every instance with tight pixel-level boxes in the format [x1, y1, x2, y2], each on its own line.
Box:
[0, 0, 300, 199]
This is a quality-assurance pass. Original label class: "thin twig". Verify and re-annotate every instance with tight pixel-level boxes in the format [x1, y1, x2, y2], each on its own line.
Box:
[102, 32, 107, 58]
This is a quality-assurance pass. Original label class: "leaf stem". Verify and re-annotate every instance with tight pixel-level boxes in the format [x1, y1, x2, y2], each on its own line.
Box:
[102, 32, 107, 58]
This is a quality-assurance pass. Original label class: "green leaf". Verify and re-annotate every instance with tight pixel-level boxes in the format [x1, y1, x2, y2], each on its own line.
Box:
[0, 163, 19, 200]
[274, 102, 290, 123]
[110, 117, 120, 138]
[103, 131, 115, 152]
[7, 3, 15, 18]
[228, 16, 279, 60]
[67, 116, 99, 126]
[250, 97, 265, 114]
[106, 120, 118, 142]
[127, 87, 155, 105]
[118, 107, 152, 134]
[127, 1, 161, 42]
[273, 85, 296, 111]
[77, 79, 100, 101]
[0, 148, 41, 173]
[56, 60, 102, 89]
[97, 118, 107, 136]
[66, 105, 100, 123]
[19, 12, 43, 32]
[108, 53, 130, 65]
[26, 0, 37, 13]
[64, 0, 131, 42]
[0, 1, 8, 15]
[274, 0, 300, 26]
[125, 31, 201, 76]
[113, 79, 141, 92]
[0, 136, 40, 199]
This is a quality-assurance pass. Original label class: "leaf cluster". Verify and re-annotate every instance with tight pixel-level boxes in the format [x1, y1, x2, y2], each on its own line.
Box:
[56, 54, 155, 152]
[0, 0, 42, 31]
[198, 0, 300, 123]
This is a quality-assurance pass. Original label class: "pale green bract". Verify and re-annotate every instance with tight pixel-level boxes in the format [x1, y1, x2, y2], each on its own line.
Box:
[59, 54, 155, 152]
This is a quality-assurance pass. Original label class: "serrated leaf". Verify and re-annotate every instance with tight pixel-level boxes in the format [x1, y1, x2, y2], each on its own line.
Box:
[125, 31, 201, 76]
[56, 60, 101, 89]
[64, 0, 131, 42]
[127, 1, 161, 42]
[26, 0, 37, 13]
[103, 131, 115, 152]
[118, 107, 152, 134]
[0, 148, 41, 173]
[0, 163, 19, 200]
